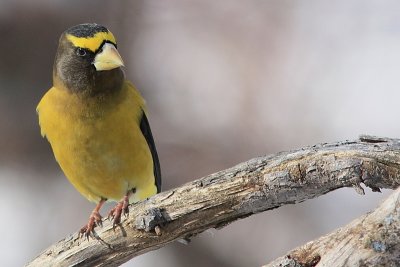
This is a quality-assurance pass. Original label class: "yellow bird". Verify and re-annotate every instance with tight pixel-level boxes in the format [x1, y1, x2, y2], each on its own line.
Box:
[37, 23, 161, 236]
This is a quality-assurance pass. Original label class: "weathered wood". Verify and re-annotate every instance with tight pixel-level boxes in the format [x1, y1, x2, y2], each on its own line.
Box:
[26, 136, 400, 267]
[264, 188, 400, 267]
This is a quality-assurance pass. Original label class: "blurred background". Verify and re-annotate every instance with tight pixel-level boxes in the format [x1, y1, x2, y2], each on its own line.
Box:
[0, 1, 399, 266]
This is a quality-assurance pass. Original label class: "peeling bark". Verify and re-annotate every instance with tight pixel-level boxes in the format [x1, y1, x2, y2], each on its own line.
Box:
[26, 136, 400, 267]
[264, 188, 400, 267]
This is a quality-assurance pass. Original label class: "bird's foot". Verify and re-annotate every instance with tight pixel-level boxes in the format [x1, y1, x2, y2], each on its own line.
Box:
[79, 210, 103, 239]
[79, 199, 105, 239]
[108, 195, 130, 226]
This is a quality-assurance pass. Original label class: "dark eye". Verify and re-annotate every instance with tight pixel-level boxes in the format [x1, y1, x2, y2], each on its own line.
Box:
[76, 48, 86, 57]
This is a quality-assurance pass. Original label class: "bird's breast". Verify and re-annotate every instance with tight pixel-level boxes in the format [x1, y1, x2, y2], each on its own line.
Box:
[37, 85, 154, 202]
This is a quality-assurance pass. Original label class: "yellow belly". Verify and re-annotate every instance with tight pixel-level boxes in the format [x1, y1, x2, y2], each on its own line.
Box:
[37, 82, 157, 203]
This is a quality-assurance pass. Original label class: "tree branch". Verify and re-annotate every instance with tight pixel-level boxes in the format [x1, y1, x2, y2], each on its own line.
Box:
[26, 136, 400, 267]
[264, 187, 400, 267]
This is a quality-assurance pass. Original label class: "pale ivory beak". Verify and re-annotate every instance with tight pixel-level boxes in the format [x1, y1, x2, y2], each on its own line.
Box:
[93, 43, 124, 71]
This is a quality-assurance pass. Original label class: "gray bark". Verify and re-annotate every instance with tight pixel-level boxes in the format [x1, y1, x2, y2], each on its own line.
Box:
[264, 188, 400, 267]
[26, 135, 400, 267]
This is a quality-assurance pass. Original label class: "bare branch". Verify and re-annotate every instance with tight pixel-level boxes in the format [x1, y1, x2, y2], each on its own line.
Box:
[26, 136, 400, 267]
[264, 188, 400, 267]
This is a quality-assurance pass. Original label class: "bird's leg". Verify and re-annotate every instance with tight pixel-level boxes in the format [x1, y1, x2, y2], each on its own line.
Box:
[108, 190, 134, 226]
[80, 198, 106, 238]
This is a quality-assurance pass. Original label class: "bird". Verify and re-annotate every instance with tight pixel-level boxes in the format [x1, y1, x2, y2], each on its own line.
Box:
[37, 23, 161, 237]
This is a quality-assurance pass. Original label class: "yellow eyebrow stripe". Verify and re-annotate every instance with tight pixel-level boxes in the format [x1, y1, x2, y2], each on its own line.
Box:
[66, 32, 116, 52]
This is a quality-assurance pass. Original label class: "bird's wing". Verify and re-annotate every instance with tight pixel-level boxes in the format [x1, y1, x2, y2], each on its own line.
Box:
[140, 111, 161, 192]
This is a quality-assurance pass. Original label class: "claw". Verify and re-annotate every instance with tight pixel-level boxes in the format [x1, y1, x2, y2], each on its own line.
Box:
[79, 199, 105, 239]
[107, 191, 132, 227]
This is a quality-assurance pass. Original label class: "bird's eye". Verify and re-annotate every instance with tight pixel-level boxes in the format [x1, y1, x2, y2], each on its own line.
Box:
[76, 48, 87, 57]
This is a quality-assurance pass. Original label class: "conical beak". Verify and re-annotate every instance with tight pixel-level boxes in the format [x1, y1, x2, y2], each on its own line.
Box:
[93, 43, 124, 71]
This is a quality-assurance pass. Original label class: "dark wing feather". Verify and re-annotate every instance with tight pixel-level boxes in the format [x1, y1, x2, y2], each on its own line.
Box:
[140, 111, 161, 192]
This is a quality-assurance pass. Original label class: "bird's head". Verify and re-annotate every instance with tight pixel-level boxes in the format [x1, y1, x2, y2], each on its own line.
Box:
[53, 23, 125, 95]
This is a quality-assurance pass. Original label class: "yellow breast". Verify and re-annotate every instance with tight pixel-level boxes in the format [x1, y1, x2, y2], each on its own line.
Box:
[37, 82, 157, 202]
